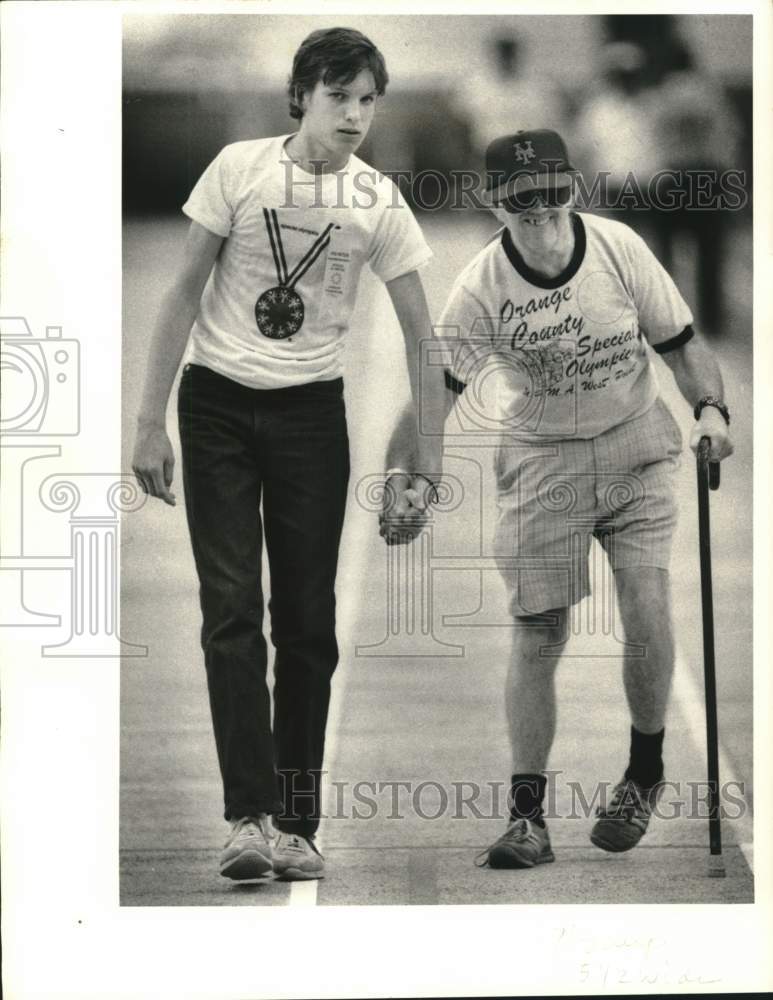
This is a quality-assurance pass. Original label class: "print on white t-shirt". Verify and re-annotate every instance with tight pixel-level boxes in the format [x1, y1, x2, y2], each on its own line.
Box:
[182, 135, 433, 390]
[437, 212, 692, 440]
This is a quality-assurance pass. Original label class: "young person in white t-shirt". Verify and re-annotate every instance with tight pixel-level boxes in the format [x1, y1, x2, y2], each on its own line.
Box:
[382, 129, 734, 870]
[132, 27, 443, 883]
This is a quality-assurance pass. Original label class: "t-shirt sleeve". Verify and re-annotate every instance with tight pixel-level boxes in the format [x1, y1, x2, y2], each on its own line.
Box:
[435, 282, 495, 392]
[182, 146, 235, 238]
[367, 181, 433, 282]
[623, 226, 693, 347]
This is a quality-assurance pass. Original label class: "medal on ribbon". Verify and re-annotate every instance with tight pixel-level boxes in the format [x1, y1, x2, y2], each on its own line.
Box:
[255, 209, 336, 339]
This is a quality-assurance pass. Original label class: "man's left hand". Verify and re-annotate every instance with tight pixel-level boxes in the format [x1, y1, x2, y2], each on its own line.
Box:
[379, 474, 430, 545]
[689, 406, 734, 461]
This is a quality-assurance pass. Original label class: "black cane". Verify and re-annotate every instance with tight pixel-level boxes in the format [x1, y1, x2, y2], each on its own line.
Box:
[696, 436, 724, 877]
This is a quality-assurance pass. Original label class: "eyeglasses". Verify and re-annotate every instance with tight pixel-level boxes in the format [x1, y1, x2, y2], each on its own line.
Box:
[494, 185, 574, 213]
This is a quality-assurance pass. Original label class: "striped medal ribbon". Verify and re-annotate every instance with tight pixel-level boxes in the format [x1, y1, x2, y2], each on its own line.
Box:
[255, 208, 337, 339]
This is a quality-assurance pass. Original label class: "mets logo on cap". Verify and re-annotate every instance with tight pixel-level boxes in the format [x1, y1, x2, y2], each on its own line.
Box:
[485, 129, 579, 203]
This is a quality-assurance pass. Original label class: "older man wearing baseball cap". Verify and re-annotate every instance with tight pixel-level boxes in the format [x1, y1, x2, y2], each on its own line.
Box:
[382, 128, 733, 870]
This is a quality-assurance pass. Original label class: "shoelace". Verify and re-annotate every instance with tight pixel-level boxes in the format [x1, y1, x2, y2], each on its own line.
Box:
[277, 832, 321, 856]
[474, 818, 536, 868]
[231, 816, 271, 841]
[597, 782, 651, 821]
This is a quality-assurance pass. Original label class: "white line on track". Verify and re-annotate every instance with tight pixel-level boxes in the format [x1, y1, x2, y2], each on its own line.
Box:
[279, 503, 362, 909]
[288, 880, 319, 906]
[673, 648, 754, 872]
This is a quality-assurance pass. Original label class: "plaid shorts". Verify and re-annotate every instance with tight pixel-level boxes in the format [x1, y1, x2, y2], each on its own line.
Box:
[493, 396, 683, 616]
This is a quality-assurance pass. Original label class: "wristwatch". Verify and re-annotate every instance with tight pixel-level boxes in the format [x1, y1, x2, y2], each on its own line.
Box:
[694, 396, 730, 426]
[413, 473, 440, 506]
[384, 469, 439, 505]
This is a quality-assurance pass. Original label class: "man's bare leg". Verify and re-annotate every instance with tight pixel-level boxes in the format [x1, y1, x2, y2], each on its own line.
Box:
[507, 608, 570, 773]
[615, 566, 675, 737]
[589, 566, 674, 853]
[482, 608, 570, 868]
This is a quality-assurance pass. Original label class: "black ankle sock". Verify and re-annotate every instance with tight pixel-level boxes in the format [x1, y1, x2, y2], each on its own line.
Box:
[625, 726, 665, 789]
[509, 773, 547, 827]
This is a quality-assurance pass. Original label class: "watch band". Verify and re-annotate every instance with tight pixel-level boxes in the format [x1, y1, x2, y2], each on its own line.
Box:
[413, 473, 440, 505]
[384, 470, 439, 505]
[693, 396, 730, 425]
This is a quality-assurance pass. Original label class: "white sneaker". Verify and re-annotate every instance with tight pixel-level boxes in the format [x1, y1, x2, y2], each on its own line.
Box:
[220, 815, 274, 881]
[272, 831, 325, 881]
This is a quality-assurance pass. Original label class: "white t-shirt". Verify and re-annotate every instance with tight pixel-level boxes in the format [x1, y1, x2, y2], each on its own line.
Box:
[182, 134, 433, 389]
[437, 212, 693, 440]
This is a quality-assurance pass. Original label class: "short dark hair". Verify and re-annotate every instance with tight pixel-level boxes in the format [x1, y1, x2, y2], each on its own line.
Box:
[288, 27, 388, 120]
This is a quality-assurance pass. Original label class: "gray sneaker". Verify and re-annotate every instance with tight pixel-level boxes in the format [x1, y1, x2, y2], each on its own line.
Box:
[590, 778, 664, 853]
[272, 832, 325, 881]
[475, 818, 555, 869]
[220, 815, 273, 881]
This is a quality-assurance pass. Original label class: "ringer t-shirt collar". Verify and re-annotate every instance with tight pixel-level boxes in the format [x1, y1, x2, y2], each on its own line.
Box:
[501, 212, 586, 289]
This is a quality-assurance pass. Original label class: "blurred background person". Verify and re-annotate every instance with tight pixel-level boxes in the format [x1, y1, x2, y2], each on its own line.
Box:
[571, 41, 664, 242]
[647, 36, 743, 336]
[572, 16, 746, 336]
[449, 32, 571, 163]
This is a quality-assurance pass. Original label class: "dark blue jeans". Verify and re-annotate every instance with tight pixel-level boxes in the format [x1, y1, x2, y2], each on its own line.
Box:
[178, 364, 350, 835]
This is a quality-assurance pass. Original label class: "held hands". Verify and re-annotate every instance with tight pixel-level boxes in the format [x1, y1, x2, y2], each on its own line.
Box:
[689, 407, 733, 462]
[378, 472, 436, 546]
[132, 419, 177, 506]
